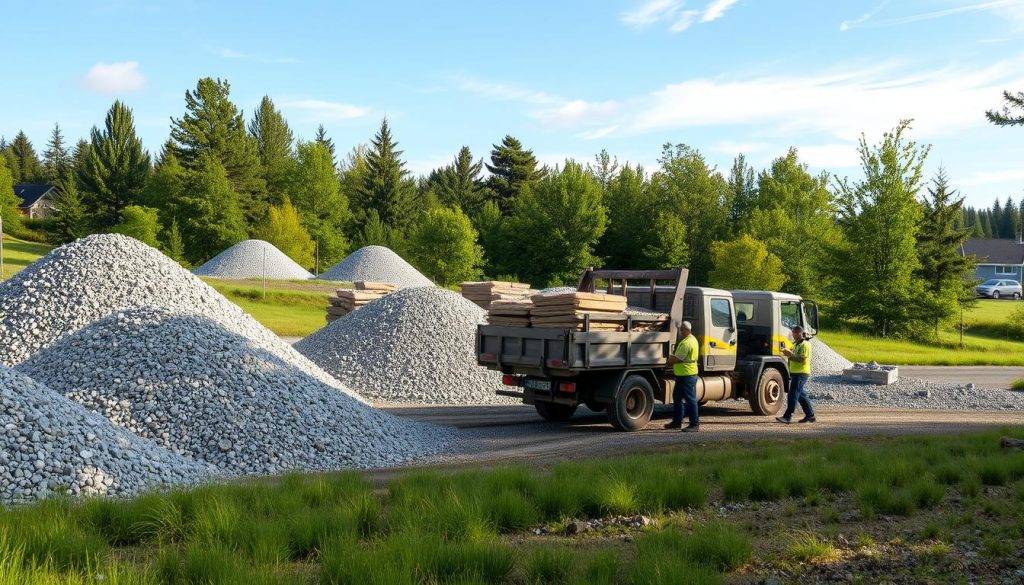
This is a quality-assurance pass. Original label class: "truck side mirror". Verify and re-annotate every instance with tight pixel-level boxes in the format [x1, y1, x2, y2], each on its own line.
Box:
[807, 302, 819, 332]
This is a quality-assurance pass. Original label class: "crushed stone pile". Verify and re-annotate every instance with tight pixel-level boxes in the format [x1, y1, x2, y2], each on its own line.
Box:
[17, 307, 454, 475]
[295, 287, 514, 405]
[0, 235, 359, 400]
[192, 239, 313, 280]
[810, 338, 853, 375]
[316, 246, 434, 288]
[0, 366, 212, 504]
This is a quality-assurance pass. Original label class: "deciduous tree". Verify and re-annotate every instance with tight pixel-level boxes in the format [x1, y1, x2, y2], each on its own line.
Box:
[709, 235, 786, 291]
[410, 206, 483, 285]
[177, 153, 248, 264]
[291, 141, 349, 268]
[110, 205, 162, 248]
[254, 196, 315, 268]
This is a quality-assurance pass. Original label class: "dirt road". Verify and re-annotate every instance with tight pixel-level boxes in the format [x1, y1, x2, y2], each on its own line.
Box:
[898, 365, 1024, 389]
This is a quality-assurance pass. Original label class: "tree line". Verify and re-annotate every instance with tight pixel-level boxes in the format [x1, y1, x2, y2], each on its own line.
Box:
[961, 198, 1024, 240]
[2, 79, 1022, 340]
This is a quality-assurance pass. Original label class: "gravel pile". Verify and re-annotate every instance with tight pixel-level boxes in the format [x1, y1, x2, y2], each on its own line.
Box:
[316, 246, 434, 288]
[0, 365, 212, 504]
[0, 235, 359, 400]
[295, 287, 513, 405]
[810, 338, 853, 374]
[192, 240, 313, 280]
[17, 307, 454, 475]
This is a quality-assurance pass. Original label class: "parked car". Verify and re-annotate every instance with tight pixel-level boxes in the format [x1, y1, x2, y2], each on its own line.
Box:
[976, 279, 1022, 299]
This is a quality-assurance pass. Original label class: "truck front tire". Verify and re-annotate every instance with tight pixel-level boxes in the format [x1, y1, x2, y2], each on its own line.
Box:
[608, 375, 654, 431]
[535, 401, 577, 422]
[749, 367, 785, 415]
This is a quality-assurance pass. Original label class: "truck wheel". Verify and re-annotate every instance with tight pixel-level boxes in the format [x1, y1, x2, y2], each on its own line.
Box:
[584, 401, 606, 412]
[535, 401, 577, 422]
[749, 368, 784, 415]
[607, 375, 654, 432]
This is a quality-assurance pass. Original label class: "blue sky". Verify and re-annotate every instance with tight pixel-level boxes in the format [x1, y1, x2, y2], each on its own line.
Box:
[3, 0, 1023, 206]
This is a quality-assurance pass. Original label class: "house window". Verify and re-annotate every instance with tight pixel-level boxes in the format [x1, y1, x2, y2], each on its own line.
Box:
[995, 265, 1017, 275]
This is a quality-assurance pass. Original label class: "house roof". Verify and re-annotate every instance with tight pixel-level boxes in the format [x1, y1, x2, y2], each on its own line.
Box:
[13, 184, 56, 209]
[961, 238, 1024, 265]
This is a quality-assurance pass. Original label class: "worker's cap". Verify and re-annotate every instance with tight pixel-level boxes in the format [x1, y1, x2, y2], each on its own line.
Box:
[680, 320, 693, 330]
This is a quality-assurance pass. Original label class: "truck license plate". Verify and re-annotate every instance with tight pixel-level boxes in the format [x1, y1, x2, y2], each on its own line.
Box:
[524, 379, 552, 391]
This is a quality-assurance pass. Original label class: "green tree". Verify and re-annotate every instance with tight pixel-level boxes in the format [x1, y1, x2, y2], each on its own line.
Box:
[709, 235, 787, 291]
[339, 145, 369, 240]
[43, 123, 72, 183]
[354, 209, 397, 249]
[485, 135, 546, 213]
[505, 161, 606, 285]
[254, 196, 315, 268]
[291, 141, 350, 269]
[426, 146, 488, 214]
[1003, 196, 1021, 240]
[409, 206, 483, 285]
[915, 168, 977, 338]
[169, 77, 266, 223]
[641, 211, 689, 269]
[0, 155, 22, 235]
[587, 149, 620, 192]
[746, 148, 839, 298]
[77, 101, 152, 228]
[649, 144, 731, 284]
[986, 90, 1024, 126]
[597, 164, 657, 268]
[314, 124, 337, 167]
[140, 151, 187, 218]
[474, 200, 510, 277]
[0, 139, 19, 184]
[248, 96, 296, 203]
[47, 180, 86, 244]
[831, 120, 930, 337]
[992, 198, 1004, 238]
[163, 218, 187, 266]
[9, 131, 44, 183]
[177, 153, 248, 264]
[110, 205, 162, 248]
[727, 153, 758, 228]
[356, 119, 419, 234]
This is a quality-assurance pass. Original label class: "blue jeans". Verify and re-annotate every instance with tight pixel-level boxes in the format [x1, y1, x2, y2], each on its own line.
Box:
[672, 375, 699, 427]
[783, 373, 814, 419]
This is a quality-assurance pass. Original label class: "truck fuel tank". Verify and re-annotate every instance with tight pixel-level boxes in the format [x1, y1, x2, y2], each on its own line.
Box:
[697, 375, 733, 402]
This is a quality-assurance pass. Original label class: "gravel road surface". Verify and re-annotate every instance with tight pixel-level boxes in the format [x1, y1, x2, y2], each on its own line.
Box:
[897, 366, 1024, 389]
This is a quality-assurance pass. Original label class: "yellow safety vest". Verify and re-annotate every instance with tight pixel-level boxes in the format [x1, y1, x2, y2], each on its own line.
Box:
[673, 334, 699, 377]
[789, 339, 811, 374]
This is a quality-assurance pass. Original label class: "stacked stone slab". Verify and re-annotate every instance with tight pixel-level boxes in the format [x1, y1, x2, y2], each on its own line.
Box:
[316, 246, 433, 288]
[327, 282, 396, 323]
[530, 292, 629, 331]
[192, 239, 313, 280]
[461, 281, 536, 310]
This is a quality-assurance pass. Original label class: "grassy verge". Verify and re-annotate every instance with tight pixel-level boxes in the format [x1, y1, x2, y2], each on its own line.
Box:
[2, 428, 1022, 583]
[0, 234, 52, 280]
[202, 281, 333, 337]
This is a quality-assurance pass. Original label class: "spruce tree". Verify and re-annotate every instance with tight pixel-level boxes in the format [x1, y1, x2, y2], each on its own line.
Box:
[169, 77, 267, 223]
[596, 164, 657, 269]
[291, 141, 350, 267]
[1004, 196, 1021, 240]
[992, 199, 1004, 238]
[77, 101, 152, 228]
[248, 96, 296, 203]
[0, 155, 22, 235]
[177, 153, 248, 264]
[0, 139, 19, 184]
[43, 124, 72, 184]
[10, 131, 44, 183]
[48, 180, 86, 244]
[314, 124, 336, 167]
[986, 90, 1024, 126]
[485, 135, 546, 213]
[426, 146, 487, 214]
[357, 119, 420, 235]
[163, 218, 188, 266]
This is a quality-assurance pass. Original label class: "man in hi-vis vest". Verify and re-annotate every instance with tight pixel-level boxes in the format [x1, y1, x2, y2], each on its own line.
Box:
[665, 320, 700, 432]
[777, 325, 816, 424]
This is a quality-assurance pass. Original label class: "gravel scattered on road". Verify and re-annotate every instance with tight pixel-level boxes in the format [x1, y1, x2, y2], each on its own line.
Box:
[192, 239, 313, 280]
[296, 287, 514, 405]
[316, 246, 433, 288]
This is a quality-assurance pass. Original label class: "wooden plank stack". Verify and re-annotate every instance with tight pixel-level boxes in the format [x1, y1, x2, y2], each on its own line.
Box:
[530, 292, 629, 331]
[326, 281, 396, 323]
[486, 299, 533, 327]
[461, 281, 536, 310]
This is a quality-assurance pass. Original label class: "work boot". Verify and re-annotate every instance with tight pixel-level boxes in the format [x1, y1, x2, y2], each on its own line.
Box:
[775, 416, 791, 424]
[681, 425, 700, 433]
[663, 422, 681, 430]
[798, 416, 816, 423]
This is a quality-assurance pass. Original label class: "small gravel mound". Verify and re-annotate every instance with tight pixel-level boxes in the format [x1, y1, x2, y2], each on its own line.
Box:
[193, 240, 313, 280]
[810, 338, 852, 375]
[295, 287, 512, 405]
[0, 366, 212, 504]
[316, 246, 433, 288]
[537, 287, 579, 296]
[17, 307, 454, 475]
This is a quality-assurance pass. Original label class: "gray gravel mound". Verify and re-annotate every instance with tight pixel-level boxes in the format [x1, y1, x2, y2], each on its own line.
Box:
[0, 234, 360, 402]
[193, 239, 313, 280]
[316, 246, 433, 288]
[296, 287, 513, 405]
[810, 338, 853, 375]
[0, 365, 212, 504]
[17, 307, 454, 475]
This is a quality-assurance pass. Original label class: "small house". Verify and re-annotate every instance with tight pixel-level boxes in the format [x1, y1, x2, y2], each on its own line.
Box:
[960, 238, 1024, 284]
[13, 184, 57, 219]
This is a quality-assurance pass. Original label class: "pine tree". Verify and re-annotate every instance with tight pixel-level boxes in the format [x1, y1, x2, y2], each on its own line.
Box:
[596, 164, 657, 269]
[980, 211, 993, 238]
[986, 90, 1024, 126]
[727, 153, 758, 228]
[291, 141, 350, 268]
[339, 145, 368, 241]
[178, 153, 248, 264]
[992, 198, 1004, 238]
[77, 101, 152, 228]
[0, 139, 19, 184]
[163, 218, 187, 266]
[0, 155, 22, 235]
[43, 124, 72, 184]
[169, 77, 267, 223]
[10, 131, 44, 183]
[1004, 196, 1021, 241]
[248, 96, 296, 202]
[485, 135, 546, 213]
[426, 146, 487, 214]
[47, 179, 86, 244]
[314, 124, 336, 167]
[357, 119, 420, 234]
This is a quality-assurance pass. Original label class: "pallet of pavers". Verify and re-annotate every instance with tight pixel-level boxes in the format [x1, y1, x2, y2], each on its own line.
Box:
[461, 281, 535, 310]
[842, 363, 899, 385]
[325, 281, 396, 323]
[487, 299, 533, 327]
[529, 292, 628, 331]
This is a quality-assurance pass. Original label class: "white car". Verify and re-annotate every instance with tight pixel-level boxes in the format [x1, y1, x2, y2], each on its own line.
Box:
[976, 279, 1022, 300]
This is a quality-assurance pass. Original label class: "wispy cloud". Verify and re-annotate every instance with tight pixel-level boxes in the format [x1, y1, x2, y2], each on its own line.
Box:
[82, 61, 145, 94]
[281, 99, 370, 121]
[840, 0, 1024, 31]
[840, 0, 889, 31]
[455, 75, 619, 130]
[959, 168, 1024, 186]
[218, 47, 297, 64]
[621, 0, 741, 32]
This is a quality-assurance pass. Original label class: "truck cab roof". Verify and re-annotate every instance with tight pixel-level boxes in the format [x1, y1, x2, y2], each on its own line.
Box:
[730, 290, 804, 302]
[686, 286, 731, 297]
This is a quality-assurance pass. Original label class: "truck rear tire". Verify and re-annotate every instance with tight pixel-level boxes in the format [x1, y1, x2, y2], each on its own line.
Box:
[607, 375, 654, 431]
[749, 367, 785, 415]
[535, 401, 577, 422]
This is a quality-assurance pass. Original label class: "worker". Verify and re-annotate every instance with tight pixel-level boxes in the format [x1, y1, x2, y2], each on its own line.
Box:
[665, 320, 700, 432]
[777, 325, 816, 424]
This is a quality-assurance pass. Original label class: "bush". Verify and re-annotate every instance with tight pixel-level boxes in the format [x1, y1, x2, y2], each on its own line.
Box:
[409, 206, 483, 285]
[1011, 378, 1024, 392]
[110, 205, 162, 248]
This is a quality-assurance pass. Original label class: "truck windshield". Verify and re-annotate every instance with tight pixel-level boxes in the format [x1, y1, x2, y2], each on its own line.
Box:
[780, 302, 802, 330]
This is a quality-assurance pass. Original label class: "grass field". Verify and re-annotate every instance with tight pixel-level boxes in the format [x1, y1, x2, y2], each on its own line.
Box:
[0, 234, 52, 280]
[201, 280, 334, 337]
[2, 428, 1021, 584]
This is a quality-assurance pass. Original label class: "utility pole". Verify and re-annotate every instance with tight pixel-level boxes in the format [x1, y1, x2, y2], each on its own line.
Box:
[0, 215, 4, 282]
[262, 247, 267, 300]
[315, 239, 320, 276]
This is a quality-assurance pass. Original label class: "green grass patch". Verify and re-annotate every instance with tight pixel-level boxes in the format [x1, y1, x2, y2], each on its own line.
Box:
[1012, 379, 1024, 392]
[786, 531, 839, 563]
[204, 281, 331, 337]
[0, 234, 52, 280]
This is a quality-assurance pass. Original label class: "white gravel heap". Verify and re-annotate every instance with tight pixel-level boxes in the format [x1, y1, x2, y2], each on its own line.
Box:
[316, 246, 434, 288]
[810, 338, 853, 374]
[192, 240, 313, 280]
[296, 287, 513, 405]
[0, 235, 358, 400]
[17, 307, 453, 475]
[0, 365, 212, 504]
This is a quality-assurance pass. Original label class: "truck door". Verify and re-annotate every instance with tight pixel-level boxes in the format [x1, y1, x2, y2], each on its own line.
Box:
[704, 296, 737, 371]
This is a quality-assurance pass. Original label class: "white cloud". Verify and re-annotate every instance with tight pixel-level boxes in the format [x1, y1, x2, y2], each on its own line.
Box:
[621, 0, 741, 32]
[959, 168, 1024, 186]
[670, 10, 700, 31]
[282, 99, 370, 121]
[701, 0, 739, 22]
[796, 144, 861, 169]
[454, 76, 559, 105]
[841, 0, 1024, 31]
[217, 48, 296, 64]
[576, 125, 621, 140]
[711, 140, 771, 155]
[83, 61, 145, 94]
[840, 0, 890, 31]
[219, 48, 246, 59]
[621, 0, 683, 27]
[456, 75, 617, 131]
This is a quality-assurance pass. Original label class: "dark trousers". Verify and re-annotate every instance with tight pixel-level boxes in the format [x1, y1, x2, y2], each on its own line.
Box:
[783, 373, 814, 419]
[672, 375, 699, 427]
